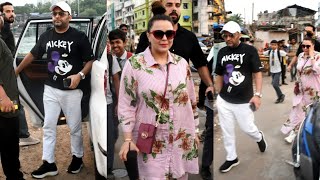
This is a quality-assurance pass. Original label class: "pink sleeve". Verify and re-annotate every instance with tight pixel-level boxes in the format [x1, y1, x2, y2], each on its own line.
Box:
[185, 64, 199, 127]
[312, 54, 320, 74]
[118, 61, 138, 133]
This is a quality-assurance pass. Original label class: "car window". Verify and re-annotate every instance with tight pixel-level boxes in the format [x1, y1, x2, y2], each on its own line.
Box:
[199, 42, 206, 47]
[92, 17, 107, 60]
[16, 21, 92, 59]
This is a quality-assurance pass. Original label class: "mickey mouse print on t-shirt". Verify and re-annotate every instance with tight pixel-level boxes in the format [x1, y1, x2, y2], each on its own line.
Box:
[48, 51, 73, 80]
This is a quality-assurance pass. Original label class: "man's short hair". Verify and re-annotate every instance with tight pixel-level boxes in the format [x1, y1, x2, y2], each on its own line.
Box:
[108, 29, 126, 42]
[0, 2, 13, 13]
[305, 23, 315, 32]
[119, 24, 128, 30]
[270, 40, 278, 44]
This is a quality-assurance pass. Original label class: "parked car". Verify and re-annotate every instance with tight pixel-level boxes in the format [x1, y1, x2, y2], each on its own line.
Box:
[14, 14, 109, 179]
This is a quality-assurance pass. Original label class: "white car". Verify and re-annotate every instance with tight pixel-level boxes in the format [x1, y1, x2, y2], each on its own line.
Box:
[199, 41, 209, 54]
[14, 14, 109, 179]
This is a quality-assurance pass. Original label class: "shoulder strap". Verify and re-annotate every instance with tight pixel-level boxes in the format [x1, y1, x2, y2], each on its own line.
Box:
[277, 50, 281, 61]
[127, 52, 133, 59]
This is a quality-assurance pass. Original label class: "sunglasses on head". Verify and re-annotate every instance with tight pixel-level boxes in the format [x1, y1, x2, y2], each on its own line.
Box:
[301, 44, 311, 49]
[52, 11, 68, 17]
[150, 30, 176, 40]
[221, 33, 236, 39]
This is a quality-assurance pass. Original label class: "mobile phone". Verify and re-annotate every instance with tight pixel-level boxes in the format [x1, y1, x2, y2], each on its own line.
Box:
[207, 91, 214, 101]
[250, 102, 256, 111]
[63, 78, 71, 88]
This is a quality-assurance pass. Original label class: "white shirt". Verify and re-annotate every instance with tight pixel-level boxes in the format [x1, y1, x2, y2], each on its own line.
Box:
[263, 49, 287, 73]
[106, 54, 121, 105]
[116, 51, 128, 70]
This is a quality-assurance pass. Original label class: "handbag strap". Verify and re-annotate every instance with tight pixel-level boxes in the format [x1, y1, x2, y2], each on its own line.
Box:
[155, 64, 170, 127]
[299, 56, 310, 76]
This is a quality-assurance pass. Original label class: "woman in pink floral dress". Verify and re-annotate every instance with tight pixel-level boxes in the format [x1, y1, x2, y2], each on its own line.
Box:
[281, 37, 320, 143]
[118, 14, 200, 179]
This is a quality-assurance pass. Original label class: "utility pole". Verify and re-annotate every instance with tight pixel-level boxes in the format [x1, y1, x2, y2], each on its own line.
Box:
[78, 0, 80, 17]
[252, 2, 254, 23]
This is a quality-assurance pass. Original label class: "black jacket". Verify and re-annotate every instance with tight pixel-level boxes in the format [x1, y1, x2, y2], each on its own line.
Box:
[0, 21, 15, 55]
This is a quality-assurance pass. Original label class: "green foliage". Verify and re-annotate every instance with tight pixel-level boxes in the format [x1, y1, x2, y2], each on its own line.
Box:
[14, 0, 106, 17]
[226, 14, 244, 26]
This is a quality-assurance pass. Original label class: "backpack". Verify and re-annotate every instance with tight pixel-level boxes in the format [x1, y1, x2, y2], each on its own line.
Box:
[268, 49, 282, 63]
[291, 101, 320, 180]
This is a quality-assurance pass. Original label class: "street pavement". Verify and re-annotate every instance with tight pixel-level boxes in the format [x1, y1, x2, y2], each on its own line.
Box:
[214, 73, 296, 180]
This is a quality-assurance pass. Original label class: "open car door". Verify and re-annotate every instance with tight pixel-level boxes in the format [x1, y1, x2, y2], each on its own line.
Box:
[13, 17, 93, 127]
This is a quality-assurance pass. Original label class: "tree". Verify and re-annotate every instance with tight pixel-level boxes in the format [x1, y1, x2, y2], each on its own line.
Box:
[226, 14, 244, 26]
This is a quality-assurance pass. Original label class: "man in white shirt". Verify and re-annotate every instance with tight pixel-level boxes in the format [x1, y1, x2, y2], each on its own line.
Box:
[263, 40, 287, 103]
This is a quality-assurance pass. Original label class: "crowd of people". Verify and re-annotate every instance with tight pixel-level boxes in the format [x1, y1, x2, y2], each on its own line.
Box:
[2, 0, 320, 180]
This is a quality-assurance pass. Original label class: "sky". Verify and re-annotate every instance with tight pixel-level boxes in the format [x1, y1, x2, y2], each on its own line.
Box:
[224, 0, 319, 24]
[0, 0, 38, 6]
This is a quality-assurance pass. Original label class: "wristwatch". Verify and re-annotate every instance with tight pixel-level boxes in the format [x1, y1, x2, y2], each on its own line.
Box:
[78, 71, 85, 80]
[254, 92, 262, 98]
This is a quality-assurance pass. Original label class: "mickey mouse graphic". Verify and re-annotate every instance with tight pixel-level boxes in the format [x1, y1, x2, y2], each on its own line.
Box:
[229, 65, 245, 86]
[48, 51, 73, 76]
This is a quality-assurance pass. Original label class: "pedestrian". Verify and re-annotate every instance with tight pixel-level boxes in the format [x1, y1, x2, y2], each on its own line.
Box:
[15, 1, 94, 178]
[215, 21, 267, 173]
[0, 13, 25, 180]
[281, 37, 320, 143]
[288, 24, 320, 72]
[118, 14, 201, 179]
[278, 40, 288, 85]
[287, 38, 299, 82]
[262, 40, 287, 103]
[136, 0, 214, 93]
[0, 1, 40, 147]
[119, 24, 135, 53]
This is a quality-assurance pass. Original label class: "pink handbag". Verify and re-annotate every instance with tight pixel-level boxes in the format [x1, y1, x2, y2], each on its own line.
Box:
[136, 64, 170, 154]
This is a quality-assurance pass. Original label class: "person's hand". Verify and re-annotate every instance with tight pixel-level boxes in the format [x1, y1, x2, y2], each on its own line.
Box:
[309, 46, 315, 58]
[67, 74, 82, 89]
[205, 86, 214, 96]
[119, 141, 139, 161]
[287, 64, 292, 72]
[0, 96, 15, 113]
[249, 96, 261, 111]
[195, 134, 200, 148]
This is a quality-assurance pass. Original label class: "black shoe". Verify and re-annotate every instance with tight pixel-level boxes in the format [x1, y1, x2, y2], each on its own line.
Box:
[201, 166, 212, 180]
[257, 131, 267, 152]
[67, 155, 83, 174]
[279, 94, 285, 103]
[219, 158, 240, 173]
[282, 82, 288, 85]
[31, 161, 58, 179]
[275, 98, 281, 104]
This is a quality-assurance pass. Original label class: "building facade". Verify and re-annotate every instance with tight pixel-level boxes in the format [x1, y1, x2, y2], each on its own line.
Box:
[192, 0, 215, 36]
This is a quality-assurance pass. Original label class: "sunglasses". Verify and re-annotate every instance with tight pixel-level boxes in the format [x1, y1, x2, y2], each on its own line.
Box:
[222, 33, 235, 39]
[150, 30, 176, 40]
[52, 11, 68, 17]
[301, 44, 311, 49]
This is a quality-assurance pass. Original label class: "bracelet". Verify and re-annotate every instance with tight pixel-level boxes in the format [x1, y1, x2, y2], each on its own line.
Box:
[208, 83, 214, 87]
[124, 138, 132, 142]
[195, 127, 200, 134]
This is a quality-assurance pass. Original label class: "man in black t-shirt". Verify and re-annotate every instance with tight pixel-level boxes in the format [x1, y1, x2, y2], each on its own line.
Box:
[215, 21, 267, 173]
[288, 24, 320, 71]
[15, 2, 94, 178]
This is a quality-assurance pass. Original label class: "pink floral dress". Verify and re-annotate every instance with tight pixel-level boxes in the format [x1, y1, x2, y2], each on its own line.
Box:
[118, 48, 199, 179]
[281, 52, 320, 134]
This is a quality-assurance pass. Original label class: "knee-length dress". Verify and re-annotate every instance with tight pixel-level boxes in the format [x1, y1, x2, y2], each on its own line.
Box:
[118, 48, 199, 179]
[281, 52, 320, 134]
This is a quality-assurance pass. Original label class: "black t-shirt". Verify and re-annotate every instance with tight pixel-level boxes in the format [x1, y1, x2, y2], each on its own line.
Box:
[296, 38, 320, 56]
[30, 27, 94, 90]
[215, 43, 262, 104]
[0, 22, 15, 55]
[136, 24, 207, 69]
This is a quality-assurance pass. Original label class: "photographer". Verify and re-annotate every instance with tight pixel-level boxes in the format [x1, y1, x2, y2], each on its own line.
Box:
[288, 24, 320, 72]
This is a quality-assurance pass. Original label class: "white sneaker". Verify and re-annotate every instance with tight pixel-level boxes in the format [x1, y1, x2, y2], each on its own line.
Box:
[284, 131, 296, 144]
[19, 136, 40, 146]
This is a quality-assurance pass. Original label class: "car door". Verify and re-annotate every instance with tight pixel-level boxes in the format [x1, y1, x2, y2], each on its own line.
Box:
[88, 13, 109, 178]
[14, 17, 93, 127]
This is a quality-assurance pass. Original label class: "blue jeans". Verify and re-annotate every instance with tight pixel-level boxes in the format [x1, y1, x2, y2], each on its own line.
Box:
[271, 72, 283, 98]
[18, 105, 30, 138]
[202, 107, 213, 168]
[107, 103, 118, 169]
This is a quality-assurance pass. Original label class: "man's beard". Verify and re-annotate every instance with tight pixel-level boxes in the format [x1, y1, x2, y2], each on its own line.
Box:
[4, 16, 14, 23]
[169, 12, 180, 24]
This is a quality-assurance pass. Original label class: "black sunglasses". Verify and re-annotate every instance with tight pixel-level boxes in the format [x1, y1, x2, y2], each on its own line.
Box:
[301, 44, 311, 49]
[52, 11, 68, 17]
[221, 33, 235, 39]
[150, 30, 176, 40]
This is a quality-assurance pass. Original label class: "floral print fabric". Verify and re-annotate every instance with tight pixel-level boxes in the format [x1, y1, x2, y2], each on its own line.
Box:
[281, 52, 320, 134]
[118, 47, 199, 179]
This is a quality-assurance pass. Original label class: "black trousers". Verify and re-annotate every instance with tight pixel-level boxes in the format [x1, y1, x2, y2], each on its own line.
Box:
[202, 107, 214, 168]
[281, 61, 286, 84]
[0, 116, 24, 180]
